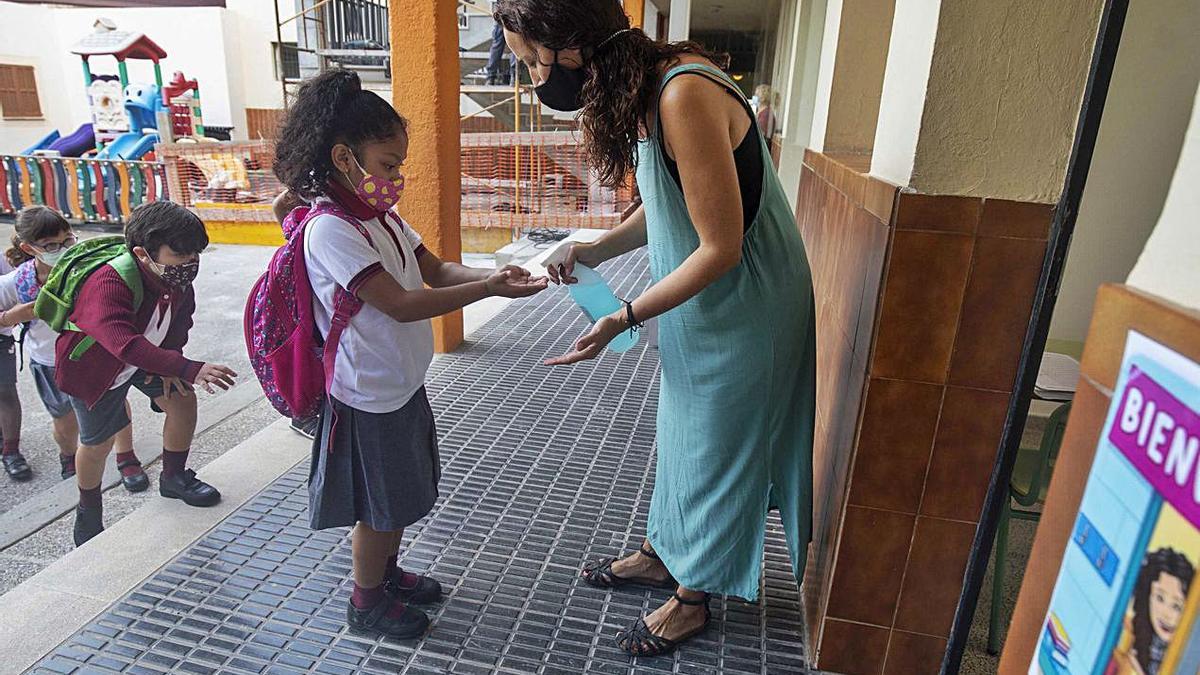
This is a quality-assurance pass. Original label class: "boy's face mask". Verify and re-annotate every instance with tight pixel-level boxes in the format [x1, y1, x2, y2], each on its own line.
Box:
[345, 151, 405, 212]
[147, 257, 200, 289]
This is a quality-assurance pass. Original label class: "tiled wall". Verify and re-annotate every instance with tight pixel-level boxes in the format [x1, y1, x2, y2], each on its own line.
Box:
[795, 150, 895, 657]
[999, 286, 1200, 673]
[796, 150, 1055, 674]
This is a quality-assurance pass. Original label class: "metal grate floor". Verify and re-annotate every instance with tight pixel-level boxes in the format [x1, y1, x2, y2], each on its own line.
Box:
[29, 251, 813, 675]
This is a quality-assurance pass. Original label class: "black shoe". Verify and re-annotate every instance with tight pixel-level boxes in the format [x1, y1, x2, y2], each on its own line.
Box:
[73, 505, 104, 547]
[385, 569, 443, 605]
[2, 453, 32, 481]
[159, 469, 221, 507]
[290, 416, 320, 441]
[117, 459, 149, 493]
[60, 455, 76, 480]
[347, 597, 429, 639]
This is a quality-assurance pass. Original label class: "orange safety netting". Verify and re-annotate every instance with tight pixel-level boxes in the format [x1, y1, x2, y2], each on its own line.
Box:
[154, 134, 634, 231]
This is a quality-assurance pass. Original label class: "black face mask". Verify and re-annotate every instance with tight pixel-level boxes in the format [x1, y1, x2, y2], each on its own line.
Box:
[534, 52, 588, 112]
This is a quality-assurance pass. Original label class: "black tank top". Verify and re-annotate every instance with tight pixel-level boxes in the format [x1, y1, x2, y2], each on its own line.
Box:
[659, 73, 764, 232]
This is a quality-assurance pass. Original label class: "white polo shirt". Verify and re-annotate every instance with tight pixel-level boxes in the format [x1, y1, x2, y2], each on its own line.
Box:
[303, 202, 434, 414]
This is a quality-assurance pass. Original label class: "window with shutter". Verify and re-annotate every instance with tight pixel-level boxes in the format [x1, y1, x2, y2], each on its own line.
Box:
[0, 64, 43, 120]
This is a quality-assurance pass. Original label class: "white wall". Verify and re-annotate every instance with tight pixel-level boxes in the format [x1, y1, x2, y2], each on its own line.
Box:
[644, 0, 662, 38]
[222, 0, 295, 113]
[870, 0, 940, 186]
[0, 2, 77, 150]
[1127, 79, 1200, 311]
[1051, 0, 1199, 342]
[808, 0, 844, 152]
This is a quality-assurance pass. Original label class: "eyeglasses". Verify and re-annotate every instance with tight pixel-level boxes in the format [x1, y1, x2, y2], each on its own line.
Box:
[34, 236, 78, 253]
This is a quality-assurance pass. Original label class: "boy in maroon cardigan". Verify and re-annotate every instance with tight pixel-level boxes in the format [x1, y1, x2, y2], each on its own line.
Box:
[59, 202, 238, 546]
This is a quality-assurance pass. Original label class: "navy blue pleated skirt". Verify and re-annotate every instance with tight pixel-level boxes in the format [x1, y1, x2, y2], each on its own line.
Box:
[308, 388, 440, 532]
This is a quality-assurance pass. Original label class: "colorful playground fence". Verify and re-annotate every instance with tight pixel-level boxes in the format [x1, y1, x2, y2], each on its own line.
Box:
[0, 154, 167, 225]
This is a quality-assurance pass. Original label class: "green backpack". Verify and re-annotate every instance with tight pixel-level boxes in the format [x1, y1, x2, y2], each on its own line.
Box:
[34, 235, 145, 361]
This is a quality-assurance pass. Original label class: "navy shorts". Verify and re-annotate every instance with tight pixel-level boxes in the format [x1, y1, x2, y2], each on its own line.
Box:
[70, 371, 169, 446]
[31, 361, 73, 419]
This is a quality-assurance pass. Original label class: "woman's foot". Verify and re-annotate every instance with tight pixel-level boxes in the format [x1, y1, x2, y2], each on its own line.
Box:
[617, 591, 711, 657]
[582, 545, 673, 588]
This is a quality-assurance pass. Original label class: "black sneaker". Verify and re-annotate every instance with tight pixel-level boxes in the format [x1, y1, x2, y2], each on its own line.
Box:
[73, 505, 104, 547]
[290, 416, 320, 441]
[60, 455, 76, 480]
[117, 459, 150, 493]
[346, 597, 430, 639]
[385, 569, 444, 605]
[2, 453, 32, 481]
[159, 469, 221, 507]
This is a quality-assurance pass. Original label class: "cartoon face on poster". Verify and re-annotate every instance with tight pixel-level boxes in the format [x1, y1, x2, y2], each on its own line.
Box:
[1032, 332, 1200, 675]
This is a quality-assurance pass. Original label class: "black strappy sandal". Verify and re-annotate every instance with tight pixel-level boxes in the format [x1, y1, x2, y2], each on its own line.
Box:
[616, 592, 712, 657]
[582, 546, 676, 589]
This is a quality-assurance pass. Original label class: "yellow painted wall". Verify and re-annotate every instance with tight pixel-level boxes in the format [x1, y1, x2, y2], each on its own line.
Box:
[822, 0, 896, 154]
[909, 0, 1105, 201]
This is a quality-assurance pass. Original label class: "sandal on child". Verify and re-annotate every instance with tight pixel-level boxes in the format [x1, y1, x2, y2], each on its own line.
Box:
[582, 546, 675, 589]
[616, 592, 711, 657]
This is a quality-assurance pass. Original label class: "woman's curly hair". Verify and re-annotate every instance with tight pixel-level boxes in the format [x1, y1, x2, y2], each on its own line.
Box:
[273, 69, 408, 200]
[493, 0, 714, 189]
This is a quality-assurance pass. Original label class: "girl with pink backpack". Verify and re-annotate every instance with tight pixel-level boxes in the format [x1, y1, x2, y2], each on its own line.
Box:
[253, 70, 547, 640]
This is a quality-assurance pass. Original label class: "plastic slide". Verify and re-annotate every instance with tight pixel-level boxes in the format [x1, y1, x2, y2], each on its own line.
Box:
[46, 123, 95, 158]
[97, 132, 159, 160]
[21, 129, 60, 155]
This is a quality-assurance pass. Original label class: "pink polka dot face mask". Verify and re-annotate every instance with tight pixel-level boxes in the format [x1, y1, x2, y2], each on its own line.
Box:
[345, 152, 405, 212]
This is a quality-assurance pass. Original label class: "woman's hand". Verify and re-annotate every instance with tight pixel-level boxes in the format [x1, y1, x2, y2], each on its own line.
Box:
[544, 312, 627, 366]
[486, 266, 550, 298]
[545, 242, 602, 285]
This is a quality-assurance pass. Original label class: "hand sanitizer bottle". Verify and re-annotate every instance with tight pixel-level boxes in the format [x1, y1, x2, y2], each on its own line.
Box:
[567, 265, 639, 353]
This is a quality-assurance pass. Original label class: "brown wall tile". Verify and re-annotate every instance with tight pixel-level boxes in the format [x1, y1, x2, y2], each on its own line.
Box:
[949, 236, 1048, 391]
[827, 506, 915, 627]
[871, 231, 974, 383]
[920, 387, 1011, 521]
[865, 177, 898, 223]
[979, 199, 1054, 240]
[884, 631, 947, 675]
[819, 619, 890, 675]
[849, 378, 943, 514]
[894, 517, 977, 637]
[895, 193, 982, 234]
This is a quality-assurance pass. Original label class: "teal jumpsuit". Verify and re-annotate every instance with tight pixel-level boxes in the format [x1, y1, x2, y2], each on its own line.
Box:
[640, 64, 816, 601]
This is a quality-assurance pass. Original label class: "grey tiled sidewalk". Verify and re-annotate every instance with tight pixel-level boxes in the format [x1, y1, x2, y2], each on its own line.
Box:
[27, 251, 813, 675]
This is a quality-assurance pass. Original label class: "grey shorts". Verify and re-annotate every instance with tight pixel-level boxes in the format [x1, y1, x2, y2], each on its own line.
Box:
[70, 371, 168, 446]
[31, 361, 73, 419]
[0, 335, 16, 386]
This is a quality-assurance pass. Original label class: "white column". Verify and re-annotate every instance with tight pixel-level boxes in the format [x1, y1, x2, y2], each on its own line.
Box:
[668, 0, 691, 41]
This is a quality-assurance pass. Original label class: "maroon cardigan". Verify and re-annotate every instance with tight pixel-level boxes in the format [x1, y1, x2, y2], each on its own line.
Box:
[55, 262, 203, 408]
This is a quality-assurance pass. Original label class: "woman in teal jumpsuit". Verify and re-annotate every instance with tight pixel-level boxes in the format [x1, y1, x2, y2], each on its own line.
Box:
[496, 0, 816, 657]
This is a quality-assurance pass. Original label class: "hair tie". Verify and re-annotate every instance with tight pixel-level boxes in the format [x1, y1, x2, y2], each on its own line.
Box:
[596, 28, 635, 51]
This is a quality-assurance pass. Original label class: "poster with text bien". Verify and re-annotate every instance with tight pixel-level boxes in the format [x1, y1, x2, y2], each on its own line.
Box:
[1032, 332, 1200, 675]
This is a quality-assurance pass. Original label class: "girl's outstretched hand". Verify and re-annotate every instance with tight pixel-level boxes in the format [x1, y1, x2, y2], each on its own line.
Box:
[544, 314, 625, 366]
[486, 266, 550, 298]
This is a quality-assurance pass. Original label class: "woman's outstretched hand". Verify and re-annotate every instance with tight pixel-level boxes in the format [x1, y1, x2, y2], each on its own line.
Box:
[486, 266, 550, 298]
[545, 314, 626, 366]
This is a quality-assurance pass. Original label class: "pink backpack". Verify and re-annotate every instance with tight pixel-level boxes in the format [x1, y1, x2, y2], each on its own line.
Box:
[244, 201, 373, 419]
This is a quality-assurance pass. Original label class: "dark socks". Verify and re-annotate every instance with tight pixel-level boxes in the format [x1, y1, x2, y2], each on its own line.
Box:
[2, 438, 19, 456]
[161, 449, 188, 478]
[115, 451, 141, 477]
[79, 484, 102, 509]
[351, 583, 385, 609]
[60, 454, 76, 471]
